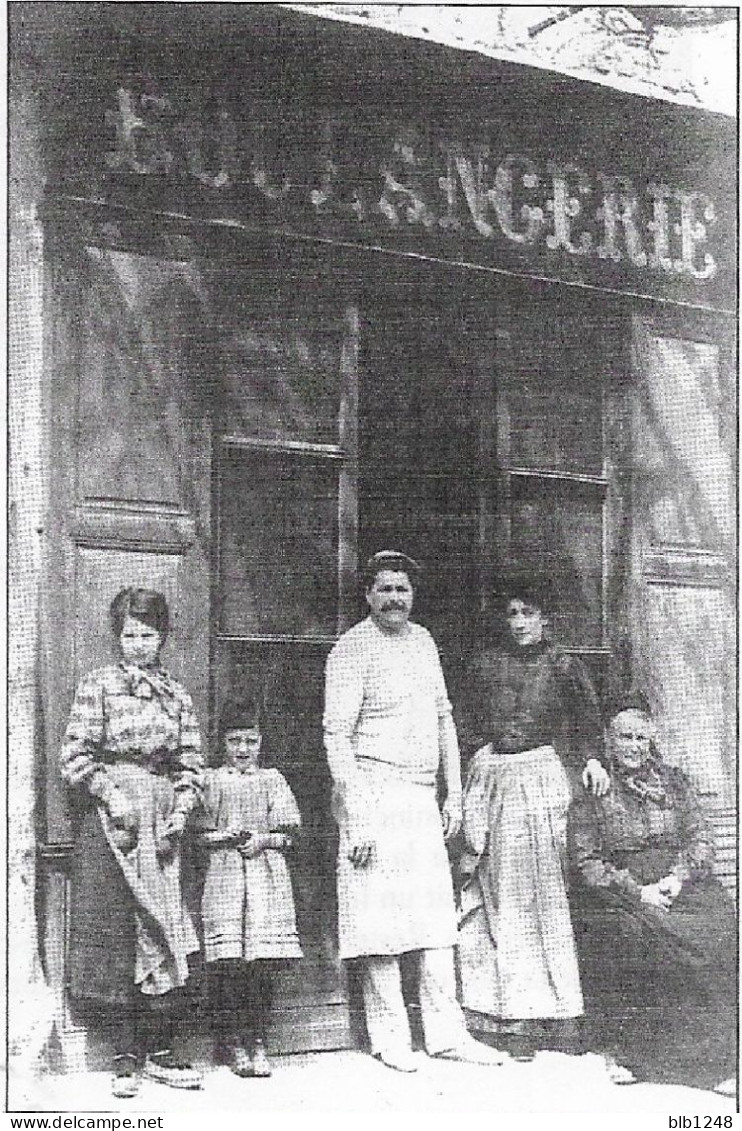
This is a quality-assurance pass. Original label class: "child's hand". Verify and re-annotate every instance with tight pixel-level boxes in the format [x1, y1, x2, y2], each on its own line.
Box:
[223, 825, 246, 845]
[239, 832, 271, 859]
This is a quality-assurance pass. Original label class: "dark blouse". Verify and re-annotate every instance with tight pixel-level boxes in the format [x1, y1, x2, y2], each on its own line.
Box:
[455, 639, 604, 771]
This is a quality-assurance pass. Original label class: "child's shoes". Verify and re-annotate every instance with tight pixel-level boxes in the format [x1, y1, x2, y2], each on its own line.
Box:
[111, 1054, 140, 1098]
[251, 1040, 273, 1077]
[143, 1049, 203, 1089]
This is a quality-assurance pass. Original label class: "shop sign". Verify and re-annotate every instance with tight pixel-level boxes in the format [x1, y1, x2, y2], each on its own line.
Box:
[99, 87, 723, 292]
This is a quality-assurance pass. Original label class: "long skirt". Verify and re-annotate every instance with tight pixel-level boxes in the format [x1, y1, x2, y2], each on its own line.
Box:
[458, 745, 583, 1022]
[337, 764, 458, 959]
[68, 764, 198, 1004]
[572, 862, 737, 1087]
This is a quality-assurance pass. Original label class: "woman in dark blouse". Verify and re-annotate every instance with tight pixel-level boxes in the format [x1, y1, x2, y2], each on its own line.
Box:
[569, 693, 736, 1095]
[455, 574, 609, 1059]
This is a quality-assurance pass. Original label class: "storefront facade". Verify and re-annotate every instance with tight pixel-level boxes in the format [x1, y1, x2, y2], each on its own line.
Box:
[10, 3, 736, 1071]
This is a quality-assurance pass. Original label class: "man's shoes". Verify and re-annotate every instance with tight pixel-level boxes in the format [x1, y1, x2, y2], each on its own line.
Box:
[229, 1044, 254, 1078]
[230, 1040, 272, 1078]
[374, 1048, 419, 1073]
[714, 1077, 737, 1098]
[604, 1056, 639, 1085]
[502, 1032, 537, 1062]
[430, 1038, 507, 1066]
[250, 1040, 273, 1078]
[143, 1050, 203, 1090]
[111, 1054, 140, 1099]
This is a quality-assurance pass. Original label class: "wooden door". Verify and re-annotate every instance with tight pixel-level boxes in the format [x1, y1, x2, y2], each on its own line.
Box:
[630, 311, 736, 848]
[42, 238, 213, 844]
[359, 279, 491, 686]
[39, 231, 215, 1067]
[210, 264, 359, 1051]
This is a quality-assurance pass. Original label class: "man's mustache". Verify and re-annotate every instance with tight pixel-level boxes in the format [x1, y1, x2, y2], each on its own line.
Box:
[381, 602, 408, 611]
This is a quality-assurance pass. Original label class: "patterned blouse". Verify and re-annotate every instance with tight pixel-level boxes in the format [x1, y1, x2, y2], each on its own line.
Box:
[569, 761, 715, 899]
[60, 663, 203, 812]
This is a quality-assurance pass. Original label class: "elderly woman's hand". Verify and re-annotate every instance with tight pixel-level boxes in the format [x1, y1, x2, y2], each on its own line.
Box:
[658, 874, 683, 903]
[583, 758, 610, 797]
[640, 882, 674, 911]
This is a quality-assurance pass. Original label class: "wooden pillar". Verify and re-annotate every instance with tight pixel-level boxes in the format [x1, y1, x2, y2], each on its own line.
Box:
[8, 65, 57, 1098]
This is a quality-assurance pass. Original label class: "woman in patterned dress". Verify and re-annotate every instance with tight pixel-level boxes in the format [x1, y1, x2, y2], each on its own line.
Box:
[196, 698, 302, 1078]
[60, 587, 204, 1098]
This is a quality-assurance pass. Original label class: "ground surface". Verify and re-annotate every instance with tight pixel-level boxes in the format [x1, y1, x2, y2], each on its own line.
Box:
[11, 1048, 737, 1115]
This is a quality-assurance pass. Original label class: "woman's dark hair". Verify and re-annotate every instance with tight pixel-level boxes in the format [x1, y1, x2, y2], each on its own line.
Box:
[605, 687, 653, 724]
[109, 587, 170, 638]
[219, 696, 261, 737]
[214, 696, 263, 765]
[363, 550, 421, 592]
[494, 571, 554, 615]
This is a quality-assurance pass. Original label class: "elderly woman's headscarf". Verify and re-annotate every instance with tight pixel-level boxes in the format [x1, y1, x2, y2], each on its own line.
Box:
[605, 689, 669, 806]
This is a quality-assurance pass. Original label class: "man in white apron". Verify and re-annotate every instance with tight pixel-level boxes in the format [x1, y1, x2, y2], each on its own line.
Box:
[323, 551, 502, 1072]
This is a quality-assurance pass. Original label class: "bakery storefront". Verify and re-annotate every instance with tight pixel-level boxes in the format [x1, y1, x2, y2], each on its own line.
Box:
[10, 4, 735, 1068]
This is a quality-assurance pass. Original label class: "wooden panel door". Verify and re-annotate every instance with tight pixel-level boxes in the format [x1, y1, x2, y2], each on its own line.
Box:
[210, 268, 359, 1051]
[630, 312, 736, 819]
[42, 239, 213, 843]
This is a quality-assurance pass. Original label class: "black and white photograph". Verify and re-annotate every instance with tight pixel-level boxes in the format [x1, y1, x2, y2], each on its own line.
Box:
[7, 2, 738, 1119]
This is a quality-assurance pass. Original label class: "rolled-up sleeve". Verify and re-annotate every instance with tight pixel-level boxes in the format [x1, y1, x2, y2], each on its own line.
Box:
[561, 654, 604, 769]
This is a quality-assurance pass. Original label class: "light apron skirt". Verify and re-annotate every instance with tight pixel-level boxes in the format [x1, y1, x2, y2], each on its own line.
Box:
[337, 761, 458, 959]
[458, 745, 583, 1021]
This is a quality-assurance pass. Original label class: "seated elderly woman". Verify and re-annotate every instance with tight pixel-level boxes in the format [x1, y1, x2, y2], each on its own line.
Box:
[569, 692, 736, 1095]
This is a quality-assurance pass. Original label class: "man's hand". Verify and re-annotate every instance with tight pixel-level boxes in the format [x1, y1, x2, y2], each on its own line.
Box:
[583, 758, 610, 797]
[640, 881, 673, 911]
[347, 832, 374, 868]
[441, 795, 462, 842]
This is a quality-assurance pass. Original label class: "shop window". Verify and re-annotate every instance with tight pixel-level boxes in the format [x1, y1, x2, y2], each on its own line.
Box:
[214, 274, 357, 651]
[634, 333, 733, 554]
[504, 306, 604, 477]
[218, 448, 340, 638]
[216, 271, 344, 446]
[212, 280, 359, 1036]
[508, 475, 604, 648]
[496, 293, 608, 656]
[359, 295, 482, 663]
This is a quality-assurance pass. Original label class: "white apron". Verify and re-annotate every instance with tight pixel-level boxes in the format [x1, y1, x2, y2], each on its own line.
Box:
[337, 759, 458, 958]
[458, 745, 583, 1020]
[326, 620, 459, 959]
